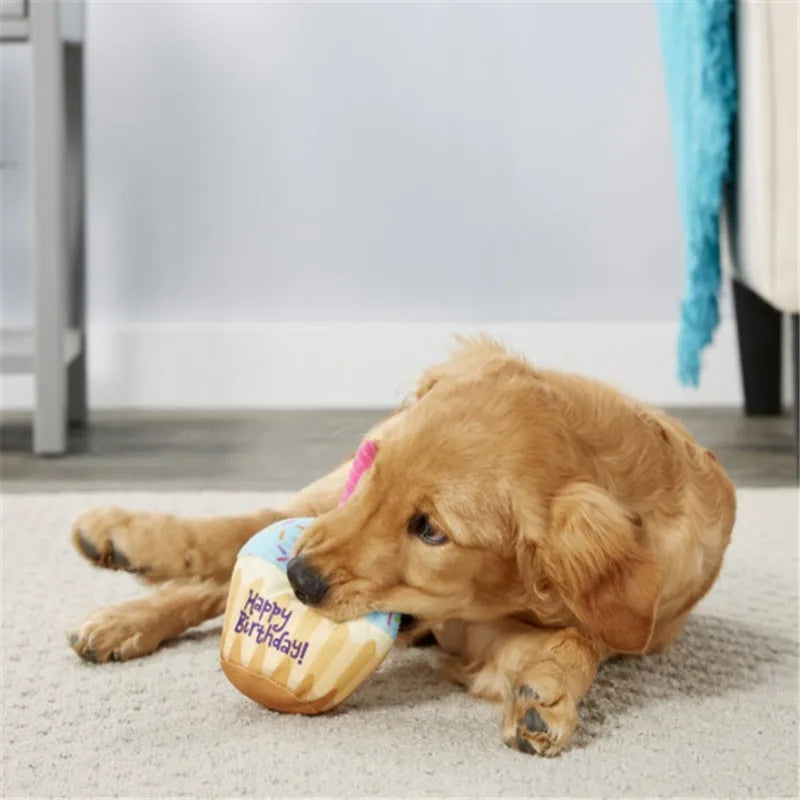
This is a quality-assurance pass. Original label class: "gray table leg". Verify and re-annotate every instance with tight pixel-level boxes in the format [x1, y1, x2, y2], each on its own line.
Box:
[31, 0, 67, 454]
[65, 41, 87, 427]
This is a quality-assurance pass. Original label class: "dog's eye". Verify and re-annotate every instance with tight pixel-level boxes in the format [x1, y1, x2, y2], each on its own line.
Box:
[408, 514, 448, 546]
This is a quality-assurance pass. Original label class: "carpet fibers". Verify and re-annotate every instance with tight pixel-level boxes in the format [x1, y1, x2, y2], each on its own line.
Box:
[1, 489, 798, 798]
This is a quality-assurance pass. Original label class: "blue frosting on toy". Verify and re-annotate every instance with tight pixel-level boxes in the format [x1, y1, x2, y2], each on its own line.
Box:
[238, 518, 401, 639]
[238, 517, 313, 567]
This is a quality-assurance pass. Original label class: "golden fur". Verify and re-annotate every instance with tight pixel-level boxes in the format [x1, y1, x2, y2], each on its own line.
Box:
[68, 338, 735, 755]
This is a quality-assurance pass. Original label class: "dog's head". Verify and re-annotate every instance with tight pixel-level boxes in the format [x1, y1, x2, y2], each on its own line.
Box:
[290, 343, 661, 653]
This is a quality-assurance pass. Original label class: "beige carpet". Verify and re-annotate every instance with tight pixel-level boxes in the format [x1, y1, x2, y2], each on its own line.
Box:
[1, 489, 797, 798]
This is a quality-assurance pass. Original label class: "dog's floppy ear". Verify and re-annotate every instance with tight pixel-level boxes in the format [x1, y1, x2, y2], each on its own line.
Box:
[534, 483, 662, 654]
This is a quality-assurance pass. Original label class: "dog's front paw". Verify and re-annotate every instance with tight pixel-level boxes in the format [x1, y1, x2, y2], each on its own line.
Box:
[67, 604, 160, 663]
[501, 670, 578, 756]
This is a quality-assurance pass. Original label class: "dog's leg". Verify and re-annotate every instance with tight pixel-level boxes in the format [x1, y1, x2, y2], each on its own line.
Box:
[67, 467, 353, 662]
[68, 410, 411, 662]
[500, 626, 601, 757]
[71, 461, 351, 583]
[435, 619, 602, 756]
[72, 507, 285, 583]
[67, 578, 230, 662]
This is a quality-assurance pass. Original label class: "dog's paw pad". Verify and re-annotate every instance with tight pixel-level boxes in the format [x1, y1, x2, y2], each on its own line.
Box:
[505, 709, 555, 757]
[517, 683, 542, 702]
[522, 708, 549, 734]
[109, 542, 130, 568]
[76, 531, 102, 562]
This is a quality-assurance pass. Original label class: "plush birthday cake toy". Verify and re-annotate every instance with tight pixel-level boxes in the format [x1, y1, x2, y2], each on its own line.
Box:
[220, 441, 400, 714]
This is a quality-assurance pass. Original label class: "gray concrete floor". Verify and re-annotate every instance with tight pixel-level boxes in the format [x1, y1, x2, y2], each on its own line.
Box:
[1, 408, 797, 492]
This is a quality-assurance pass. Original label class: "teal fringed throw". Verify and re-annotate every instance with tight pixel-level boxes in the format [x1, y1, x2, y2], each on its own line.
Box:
[656, 0, 737, 386]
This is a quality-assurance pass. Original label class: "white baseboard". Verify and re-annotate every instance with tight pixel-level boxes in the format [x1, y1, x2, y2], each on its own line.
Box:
[1, 321, 745, 410]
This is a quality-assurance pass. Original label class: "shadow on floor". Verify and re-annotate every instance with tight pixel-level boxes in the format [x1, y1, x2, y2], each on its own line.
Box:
[573, 613, 797, 747]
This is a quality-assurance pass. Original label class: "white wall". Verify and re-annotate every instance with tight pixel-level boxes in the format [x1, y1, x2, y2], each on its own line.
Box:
[3, 0, 684, 327]
[2, 2, 740, 408]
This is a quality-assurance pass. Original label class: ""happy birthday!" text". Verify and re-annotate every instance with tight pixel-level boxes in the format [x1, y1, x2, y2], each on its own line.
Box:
[234, 589, 310, 664]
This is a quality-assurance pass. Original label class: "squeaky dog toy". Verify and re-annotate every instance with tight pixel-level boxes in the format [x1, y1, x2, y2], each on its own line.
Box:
[220, 440, 400, 714]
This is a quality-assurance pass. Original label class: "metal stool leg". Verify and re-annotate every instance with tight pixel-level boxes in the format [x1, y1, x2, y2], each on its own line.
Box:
[32, 0, 67, 455]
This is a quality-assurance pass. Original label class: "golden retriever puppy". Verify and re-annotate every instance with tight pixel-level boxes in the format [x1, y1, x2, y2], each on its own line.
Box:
[68, 338, 735, 756]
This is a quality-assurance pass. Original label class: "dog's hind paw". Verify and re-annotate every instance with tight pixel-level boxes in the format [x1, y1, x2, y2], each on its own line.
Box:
[72, 507, 154, 572]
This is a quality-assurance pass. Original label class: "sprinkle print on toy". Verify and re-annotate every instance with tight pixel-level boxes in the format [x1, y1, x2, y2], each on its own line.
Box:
[234, 588, 311, 664]
[238, 518, 313, 568]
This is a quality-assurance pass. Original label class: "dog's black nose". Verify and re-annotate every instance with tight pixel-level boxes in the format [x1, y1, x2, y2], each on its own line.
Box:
[286, 556, 329, 606]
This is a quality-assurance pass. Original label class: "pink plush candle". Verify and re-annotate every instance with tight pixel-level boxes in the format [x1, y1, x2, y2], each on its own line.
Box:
[339, 439, 378, 505]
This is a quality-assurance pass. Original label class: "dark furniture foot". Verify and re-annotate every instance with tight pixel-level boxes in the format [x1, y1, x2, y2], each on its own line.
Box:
[792, 314, 799, 482]
[732, 279, 783, 415]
